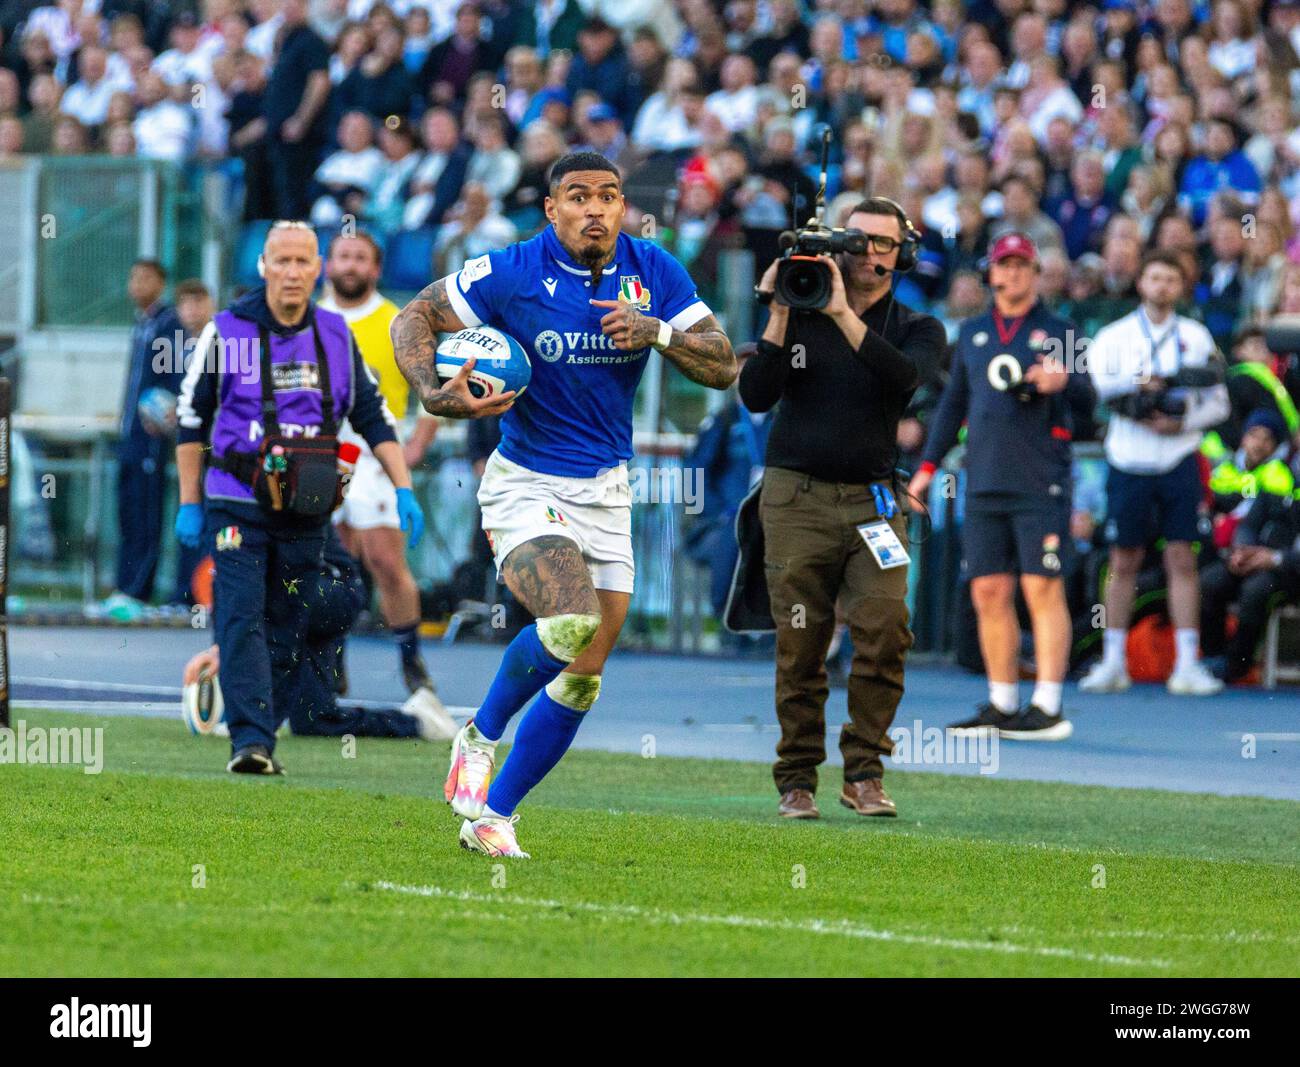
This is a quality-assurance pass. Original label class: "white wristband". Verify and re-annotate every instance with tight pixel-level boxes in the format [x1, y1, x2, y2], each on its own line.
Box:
[652, 319, 673, 351]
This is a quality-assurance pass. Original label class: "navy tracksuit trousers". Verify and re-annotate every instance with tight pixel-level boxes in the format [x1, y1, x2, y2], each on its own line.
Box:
[207, 501, 418, 752]
[117, 433, 207, 604]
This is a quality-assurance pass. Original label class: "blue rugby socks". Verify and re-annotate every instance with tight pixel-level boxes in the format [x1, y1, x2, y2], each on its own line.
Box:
[393, 620, 422, 669]
[473, 623, 569, 741]
[486, 690, 586, 817]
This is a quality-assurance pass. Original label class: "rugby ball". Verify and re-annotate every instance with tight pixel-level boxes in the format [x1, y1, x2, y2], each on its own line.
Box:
[137, 386, 178, 435]
[435, 326, 531, 400]
[182, 669, 226, 737]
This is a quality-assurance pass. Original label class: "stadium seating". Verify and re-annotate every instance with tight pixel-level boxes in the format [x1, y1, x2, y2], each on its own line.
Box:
[1262, 605, 1300, 689]
[314, 224, 387, 263]
[233, 220, 273, 289]
[382, 228, 439, 292]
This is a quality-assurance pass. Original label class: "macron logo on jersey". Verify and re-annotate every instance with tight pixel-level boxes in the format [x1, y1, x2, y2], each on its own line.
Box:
[543, 278, 557, 297]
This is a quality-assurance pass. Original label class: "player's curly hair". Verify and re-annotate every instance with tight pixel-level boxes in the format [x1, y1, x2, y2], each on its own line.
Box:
[547, 151, 621, 192]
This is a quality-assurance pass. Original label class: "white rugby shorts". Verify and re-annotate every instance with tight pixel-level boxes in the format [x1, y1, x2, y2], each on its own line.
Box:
[332, 434, 400, 531]
[476, 449, 635, 594]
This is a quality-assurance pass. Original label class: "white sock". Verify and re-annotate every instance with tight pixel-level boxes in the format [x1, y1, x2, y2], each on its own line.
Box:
[482, 805, 508, 821]
[1174, 628, 1200, 671]
[1102, 628, 1128, 670]
[1031, 681, 1063, 716]
[989, 680, 1020, 713]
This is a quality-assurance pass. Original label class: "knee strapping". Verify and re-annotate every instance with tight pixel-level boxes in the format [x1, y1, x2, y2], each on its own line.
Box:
[536, 613, 601, 662]
[545, 672, 602, 712]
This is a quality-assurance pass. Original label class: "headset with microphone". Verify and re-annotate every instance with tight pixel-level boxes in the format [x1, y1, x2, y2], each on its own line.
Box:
[856, 195, 921, 276]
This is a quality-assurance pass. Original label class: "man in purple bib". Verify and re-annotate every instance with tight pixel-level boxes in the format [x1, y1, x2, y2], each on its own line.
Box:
[175, 220, 425, 775]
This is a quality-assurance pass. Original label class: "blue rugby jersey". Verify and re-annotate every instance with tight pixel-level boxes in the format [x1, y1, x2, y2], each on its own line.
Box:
[445, 225, 712, 478]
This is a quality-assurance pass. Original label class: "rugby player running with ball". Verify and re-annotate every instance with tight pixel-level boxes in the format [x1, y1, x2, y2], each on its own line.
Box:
[393, 152, 736, 858]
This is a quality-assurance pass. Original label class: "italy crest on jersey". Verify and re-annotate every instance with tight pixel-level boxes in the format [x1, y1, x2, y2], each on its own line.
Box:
[619, 276, 652, 309]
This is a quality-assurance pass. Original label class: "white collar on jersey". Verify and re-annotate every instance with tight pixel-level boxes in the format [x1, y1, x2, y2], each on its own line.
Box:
[555, 259, 620, 276]
[318, 289, 385, 324]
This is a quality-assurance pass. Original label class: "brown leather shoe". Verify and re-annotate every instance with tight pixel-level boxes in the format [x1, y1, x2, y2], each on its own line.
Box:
[778, 788, 820, 819]
[840, 778, 897, 817]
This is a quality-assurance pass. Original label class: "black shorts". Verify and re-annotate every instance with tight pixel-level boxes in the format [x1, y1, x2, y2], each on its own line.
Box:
[962, 503, 1073, 580]
[1104, 453, 1201, 548]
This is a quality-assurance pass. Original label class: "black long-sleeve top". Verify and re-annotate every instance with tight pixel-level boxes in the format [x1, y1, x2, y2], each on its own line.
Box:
[1236, 491, 1300, 571]
[739, 294, 945, 484]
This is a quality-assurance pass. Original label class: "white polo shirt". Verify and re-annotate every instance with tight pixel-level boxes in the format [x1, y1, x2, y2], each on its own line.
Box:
[60, 75, 127, 128]
[1088, 307, 1230, 474]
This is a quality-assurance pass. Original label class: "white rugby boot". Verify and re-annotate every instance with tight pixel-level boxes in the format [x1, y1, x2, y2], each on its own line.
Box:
[403, 686, 459, 742]
[459, 813, 530, 859]
[443, 721, 497, 819]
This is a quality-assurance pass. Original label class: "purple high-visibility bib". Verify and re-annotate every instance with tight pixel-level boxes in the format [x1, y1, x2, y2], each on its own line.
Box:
[205, 308, 354, 502]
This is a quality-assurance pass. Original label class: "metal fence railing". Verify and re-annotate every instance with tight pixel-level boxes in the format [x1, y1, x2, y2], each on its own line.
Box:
[0, 157, 220, 331]
[5, 420, 722, 650]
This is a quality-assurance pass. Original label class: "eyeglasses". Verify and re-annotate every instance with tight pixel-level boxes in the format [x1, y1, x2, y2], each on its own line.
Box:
[862, 234, 902, 254]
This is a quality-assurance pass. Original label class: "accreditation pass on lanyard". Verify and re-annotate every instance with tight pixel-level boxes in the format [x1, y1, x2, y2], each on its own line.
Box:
[857, 521, 910, 569]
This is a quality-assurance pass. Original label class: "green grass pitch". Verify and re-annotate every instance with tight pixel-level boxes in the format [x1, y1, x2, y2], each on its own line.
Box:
[2, 709, 1297, 977]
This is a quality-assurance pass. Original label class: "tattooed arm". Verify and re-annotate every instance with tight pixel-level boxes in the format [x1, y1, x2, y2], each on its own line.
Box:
[659, 314, 737, 390]
[591, 300, 737, 390]
[392, 277, 516, 419]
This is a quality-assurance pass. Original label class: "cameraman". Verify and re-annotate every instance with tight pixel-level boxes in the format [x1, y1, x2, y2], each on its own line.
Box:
[741, 197, 945, 820]
[175, 221, 426, 775]
[1081, 249, 1230, 696]
[912, 233, 1095, 738]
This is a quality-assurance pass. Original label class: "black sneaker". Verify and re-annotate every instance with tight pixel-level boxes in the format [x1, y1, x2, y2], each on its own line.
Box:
[947, 702, 1015, 734]
[226, 745, 285, 775]
[402, 654, 433, 695]
[999, 704, 1074, 741]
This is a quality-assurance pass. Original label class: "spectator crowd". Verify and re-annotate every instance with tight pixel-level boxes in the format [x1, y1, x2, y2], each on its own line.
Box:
[5, 0, 1300, 682]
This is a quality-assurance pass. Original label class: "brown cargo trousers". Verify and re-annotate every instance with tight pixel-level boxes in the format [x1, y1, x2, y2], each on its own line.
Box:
[760, 466, 914, 794]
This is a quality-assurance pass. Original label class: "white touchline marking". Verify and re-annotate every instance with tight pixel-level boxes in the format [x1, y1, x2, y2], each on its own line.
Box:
[15, 692, 476, 717]
[15, 675, 185, 695]
[372, 882, 1170, 969]
[15, 700, 182, 713]
[999, 924, 1300, 945]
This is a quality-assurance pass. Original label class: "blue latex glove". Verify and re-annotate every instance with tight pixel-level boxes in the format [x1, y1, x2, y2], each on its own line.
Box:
[874, 484, 897, 519]
[175, 503, 204, 548]
[395, 487, 424, 548]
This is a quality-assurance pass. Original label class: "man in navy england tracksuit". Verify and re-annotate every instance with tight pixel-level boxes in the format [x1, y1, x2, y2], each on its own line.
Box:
[910, 234, 1096, 740]
[111, 259, 183, 614]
